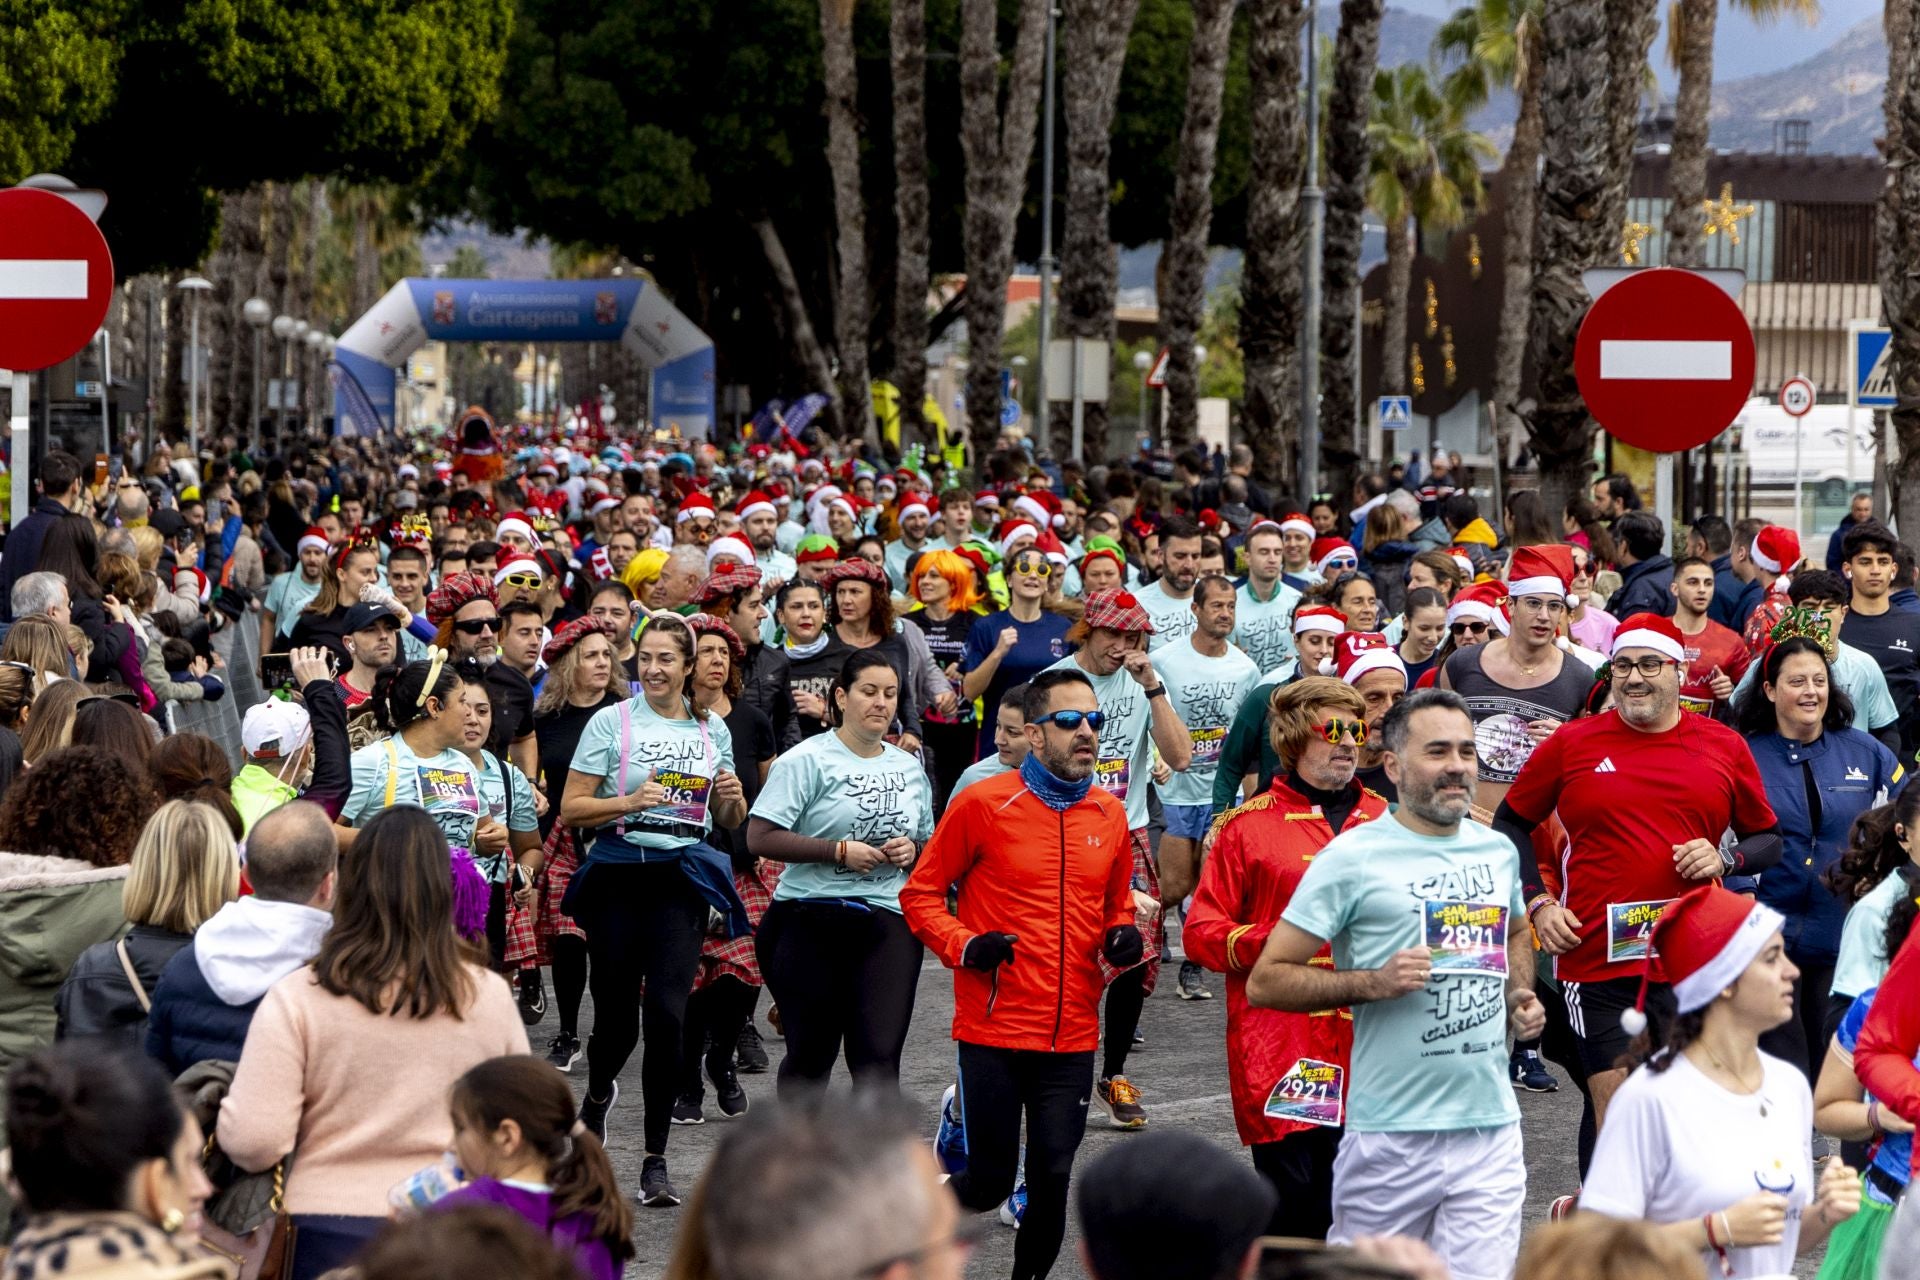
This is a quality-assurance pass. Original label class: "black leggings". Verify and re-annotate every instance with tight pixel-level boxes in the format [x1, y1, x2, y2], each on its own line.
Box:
[951, 1043, 1095, 1280]
[1102, 966, 1147, 1080]
[757, 899, 923, 1097]
[681, 973, 757, 1097]
[923, 720, 977, 813]
[553, 935, 588, 1040]
[579, 861, 708, 1156]
[1250, 1127, 1342, 1239]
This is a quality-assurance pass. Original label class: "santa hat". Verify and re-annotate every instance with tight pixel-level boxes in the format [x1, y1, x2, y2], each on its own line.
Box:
[396, 463, 420, 481]
[1012, 491, 1064, 530]
[1035, 530, 1070, 569]
[999, 520, 1040, 559]
[1507, 545, 1579, 606]
[1311, 537, 1358, 576]
[677, 493, 718, 525]
[1445, 546, 1476, 578]
[706, 535, 755, 568]
[897, 493, 931, 523]
[1291, 605, 1348, 637]
[1446, 581, 1504, 628]
[973, 490, 1002, 511]
[1247, 519, 1283, 539]
[806, 484, 843, 514]
[1321, 631, 1407, 684]
[495, 511, 537, 545]
[1751, 526, 1800, 576]
[1279, 513, 1315, 539]
[494, 557, 545, 586]
[736, 490, 777, 521]
[296, 526, 330, 556]
[1618, 885, 1786, 1036]
[1611, 612, 1686, 665]
[590, 496, 620, 518]
[174, 566, 211, 606]
[875, 474, 898, 494]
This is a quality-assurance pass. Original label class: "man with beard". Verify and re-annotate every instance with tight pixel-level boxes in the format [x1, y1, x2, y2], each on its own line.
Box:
[903, 669, 1139, 1280]
[1212, 605, 1348, 814]
[1493, 613, 1780, 1188]
[335, 603, 401, 710]
[1134, 516, 1202, 651]
[1231, 522, 1303, 675]
[736, 490, 797, 589]
[1247, 689, 1545, 1278]
[883, 492, 933, 593]
[262, 526, 331, 665]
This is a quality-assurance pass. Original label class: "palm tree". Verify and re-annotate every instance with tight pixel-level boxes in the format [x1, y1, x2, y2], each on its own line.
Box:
[1159, 0, 1238, 451]
[1664, 0, 1817, 268]
[1238, 0, 1307, 485]
[1318, 0, 1384, 499]
[820, 0, 877, 447]
[1437, 0, 1542, 475]
[957, 0, 1051, 454]
[891, 0, 931, 446]
[1365, 65, 1494, 398]
[1599, 0, 1659, 238]
[1055, 0, 1144, 464]
[1883, 0, 1920, 533]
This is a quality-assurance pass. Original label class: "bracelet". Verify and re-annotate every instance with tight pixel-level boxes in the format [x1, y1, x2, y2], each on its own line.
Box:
[1719, 1210, 1734, 1248]
[1870, 1099, 1884, 1135]
[833, 840, 847, 866]
[1525, 894, 1555, 919]
[1702, 1212, 1718, 1248]
[1706, 1211, 1732, 1278]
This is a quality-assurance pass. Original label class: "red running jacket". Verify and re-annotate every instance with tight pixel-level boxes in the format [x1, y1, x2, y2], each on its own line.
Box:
[902, 770, 1135, 1054]
[1185, 777, 1389, 1145]
[1853, 918, 1920, 1175]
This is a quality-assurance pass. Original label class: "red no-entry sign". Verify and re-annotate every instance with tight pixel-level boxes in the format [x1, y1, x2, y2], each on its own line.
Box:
[0, 187, 113, 371]
[1573, 268, 1755, 453]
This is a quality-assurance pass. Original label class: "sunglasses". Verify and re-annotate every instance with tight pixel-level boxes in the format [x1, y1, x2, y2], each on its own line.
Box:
[1312, 718, 1369, 745]
[452, 616, 500, 635]
[1324, 559, 1358, 574]
[1450, 621, 1489, 637]
[1012, 556, 1052, 578]
[499, 572, 542, 590]
[1033, 709, 1106, 732]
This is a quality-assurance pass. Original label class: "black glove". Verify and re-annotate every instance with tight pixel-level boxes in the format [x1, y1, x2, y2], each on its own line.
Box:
[962, 932, 1018, 972]
[1103, 924, 1143, 969]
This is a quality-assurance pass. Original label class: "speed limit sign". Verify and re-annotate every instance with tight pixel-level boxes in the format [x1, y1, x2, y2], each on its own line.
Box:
[1779, 376, 1816, 417]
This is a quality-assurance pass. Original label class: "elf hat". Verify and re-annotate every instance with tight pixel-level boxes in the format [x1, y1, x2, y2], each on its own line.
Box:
[1611, 612, 1686, 664]
[1619, 884, 1785, 1035]
[1321, 631, 1407, 684]
[1507, 545, 1579, 606]
[1752, 526, 1801, 576]
[1291, 605, 1348, 637]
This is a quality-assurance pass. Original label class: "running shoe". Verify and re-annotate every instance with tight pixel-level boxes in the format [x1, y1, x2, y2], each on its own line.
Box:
[935, 1085, 968, 1177]
[998, 1181, 1028, 1229]
[516, 969, 547, 1026]
[767, 1004, 784, 1038]
[639, 1155, 681, 1208]
[1508, 1050, 1559, 1093]
[1097, 1076, 1148, 1130]
[579, 1080, 618, 1144]
[709, 1062, 749, 1118]
[735, 1022, 770, 1074]
[1548, 1193, 1579, 1221]
[544, 1033, 580, 1074]
[1176, 960, 1213, 1001]
[1131, 1026, 1145, 1047]
[671, 1093, 705, 1125]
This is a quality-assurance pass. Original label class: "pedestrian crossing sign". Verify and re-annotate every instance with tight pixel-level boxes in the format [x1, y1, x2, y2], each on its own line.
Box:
[1849, 323, 1895, 408]
[1377, 395, 1412, 430]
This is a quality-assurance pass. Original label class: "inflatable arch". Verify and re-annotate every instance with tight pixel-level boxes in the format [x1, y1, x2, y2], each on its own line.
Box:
[329, 278, 715, 438]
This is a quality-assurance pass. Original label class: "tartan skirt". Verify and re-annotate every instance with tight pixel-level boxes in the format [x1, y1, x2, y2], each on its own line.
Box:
[504, 822, 587, 969]
[694, 858, 780, 990]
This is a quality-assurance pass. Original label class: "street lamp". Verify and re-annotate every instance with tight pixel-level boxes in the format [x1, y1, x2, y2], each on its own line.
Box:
[1133, 349, 1152, 437]
[177, 277, 213, 452]
[243, 298, 271, 453]
[302, 329, 326, 437]
[270, 314, 296, 449]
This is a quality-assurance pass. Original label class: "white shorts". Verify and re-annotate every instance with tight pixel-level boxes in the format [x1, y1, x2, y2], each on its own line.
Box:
[1329, 1123, 1525, 1280]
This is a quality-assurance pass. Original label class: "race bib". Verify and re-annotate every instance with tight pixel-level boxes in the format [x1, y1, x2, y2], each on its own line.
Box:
[1262, 1058, 1344, 1127]
[1189, 726, 1226, 768]
[1423, 900, 1509, 977]
[416, 765, 480, 815]
[644, 769, 712, 829]
[1095, 757, 1130, 800]
[1607, 899, 1673, 964]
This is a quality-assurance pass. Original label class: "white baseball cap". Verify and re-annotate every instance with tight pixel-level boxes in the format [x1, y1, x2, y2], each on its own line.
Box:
[242, 699, 312, 760]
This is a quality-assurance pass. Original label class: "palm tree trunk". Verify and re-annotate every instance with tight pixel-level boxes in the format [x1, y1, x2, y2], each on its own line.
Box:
[1380, 212, 1413, 395]
[958, 0, 1051, 455]
[1318, 0, 1383, 497]
[1884, 0, 1920, 535]
[1489, 31, 1543, 473]
[1662, 0, 1716, 269]
[1597, 0, 1658, 237]
[1524, 0, 1613, 517]
[820, 0, 876, 447]
[753, 216, 841, 422]
[890, 0, 932, 446]
[1239, 0, 1307, 490]
[1160, 0, 1237, 452]
[1054, 0, 1143, 464]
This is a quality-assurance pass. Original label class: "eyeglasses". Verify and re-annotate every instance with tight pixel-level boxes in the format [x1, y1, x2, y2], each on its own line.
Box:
[1033, 709, 1106, 732]
[1012, 556, 1052, 578]
[452, 616, 500, 635]
[500, 572, 542, 590]
[1450, 621, 1488, 637]
[1513, 595, 1568, 614]
[1311, 718, 1369, 745]
[1609, 656, 1676, 679]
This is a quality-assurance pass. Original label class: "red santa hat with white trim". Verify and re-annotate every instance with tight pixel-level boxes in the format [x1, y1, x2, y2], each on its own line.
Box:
[1311, 537, 1357, 576]
[1618, 884, 1785, 1036]
[296, 526, 330, 556]
[897, 493, 932, 523]
[1320, 631, 1407, 683]
[1610, 612, 1687, 665]
[1445, 580, 1503, 628]
[706, 535, 755, 568]
[1278, 512, 1315, 539]
[495, 511, 537, 545]
[676, 493, 718, 525]
[1751, 526, 1800, 580]
[998, 520, 1041, 559]
[1011, 491, 1061, 530]
[736, 490, 778, 521]
[1291, 604, 1347, 637]
[1506, 544, 1579, 607]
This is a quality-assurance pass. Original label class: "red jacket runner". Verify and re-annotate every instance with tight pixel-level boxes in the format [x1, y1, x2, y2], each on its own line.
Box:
[1852, 922, 1920, 1175]
[1185, 777, 1389, 1145]
[902, 770, 1135, 1055]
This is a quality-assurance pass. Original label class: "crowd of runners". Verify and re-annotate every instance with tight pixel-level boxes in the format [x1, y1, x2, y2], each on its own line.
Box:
[6, 418, 1920, 1280]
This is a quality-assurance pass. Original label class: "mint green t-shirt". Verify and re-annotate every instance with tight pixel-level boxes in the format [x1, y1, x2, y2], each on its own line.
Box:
[470, 750, 541, 883]
[753, 731, 935, 911]
[569, 698, 734, 851]
[951, 754, 1012, 798]
[1151, 638, 1260, 808]
[1281, 814, 1526, 1134]
[1044, 655, 1155, 831]
[1134, 580, 1198, 653]
[1232, 579, 1303, 675]
[343, 737, 487, 850]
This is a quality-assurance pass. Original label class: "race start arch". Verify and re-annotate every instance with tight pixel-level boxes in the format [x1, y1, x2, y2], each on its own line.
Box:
[330, 278, 715, 437]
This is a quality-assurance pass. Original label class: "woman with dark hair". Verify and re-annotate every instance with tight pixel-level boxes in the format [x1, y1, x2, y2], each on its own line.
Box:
[1565, 497, 1620, 569]
[1404, 549, 1466, 602]
[449, 662, 542, 973]
[5, 1042, 223, 1279]
[218, 806, 528, 1280]
[149, 732, 244, 838]
[748, 650, 935, 1099]
[559, 612, 748, 1208]
[1734, 636, 1901, 1082]
[774, 578, 846, 740]
[338, 653, 487, 852]
[1505, 490, 1558, 548]
[37, 514, 133, 682]
[1310, 571, 1381, 632]
[1828, 786, 1920, 1023]
[0, 660, 32, 804]
[284, 536, 388, 665]
[71, 694, 155, 770]
[821, 557, 929, 754]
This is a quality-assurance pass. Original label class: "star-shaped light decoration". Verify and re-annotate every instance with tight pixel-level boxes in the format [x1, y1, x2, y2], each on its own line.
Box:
[1701, 183, 1756, 246]
[1621, 219, 1653, 265]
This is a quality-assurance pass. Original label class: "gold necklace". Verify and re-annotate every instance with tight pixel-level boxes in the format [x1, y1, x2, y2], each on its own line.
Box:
[1699, 1043, 1769, 1116]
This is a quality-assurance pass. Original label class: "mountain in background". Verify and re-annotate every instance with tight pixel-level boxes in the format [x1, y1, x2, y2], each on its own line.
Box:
[1707, 15, 1884, 155]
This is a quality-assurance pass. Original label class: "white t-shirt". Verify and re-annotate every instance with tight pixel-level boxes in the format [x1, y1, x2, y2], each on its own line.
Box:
[1150, 638, 1260, 808]
[1582, 1051, 1812, 1280]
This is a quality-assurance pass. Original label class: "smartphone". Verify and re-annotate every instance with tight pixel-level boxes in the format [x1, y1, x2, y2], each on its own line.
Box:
[510, 864, 529, 896]
[261, 653, 296, 689]
[92, 453, 108, 488]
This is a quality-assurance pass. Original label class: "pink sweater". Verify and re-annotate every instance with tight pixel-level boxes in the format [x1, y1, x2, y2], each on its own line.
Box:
[216, 964, 529, 1217]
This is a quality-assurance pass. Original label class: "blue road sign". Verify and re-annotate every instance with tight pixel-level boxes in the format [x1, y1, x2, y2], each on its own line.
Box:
[1377, 395, 1412, 430]
[1854, 327, 1895, 408]
[1001, 397, 1023, 428]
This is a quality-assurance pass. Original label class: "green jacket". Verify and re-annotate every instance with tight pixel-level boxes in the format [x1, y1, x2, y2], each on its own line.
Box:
[232, 764, 298, 836]
[1213, 671, 1290, 816]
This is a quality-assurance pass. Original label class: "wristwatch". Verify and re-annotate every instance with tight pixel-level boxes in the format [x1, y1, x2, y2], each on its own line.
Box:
[1144, 685, 1168, 699]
